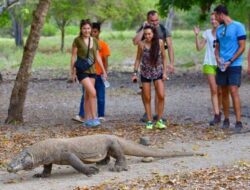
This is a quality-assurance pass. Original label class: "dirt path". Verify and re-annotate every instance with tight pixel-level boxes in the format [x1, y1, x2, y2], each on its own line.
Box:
[0, 133, 250, 190]
[0, 71, 250, 189]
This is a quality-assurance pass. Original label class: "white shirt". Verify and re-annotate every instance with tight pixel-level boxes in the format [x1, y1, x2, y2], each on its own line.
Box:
[202, 29, 217, 66]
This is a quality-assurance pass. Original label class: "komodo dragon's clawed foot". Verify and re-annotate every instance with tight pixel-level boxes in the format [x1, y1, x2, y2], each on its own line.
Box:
[109, 164, 128, 172]
[33, 173, 51, 178]
[84, 166, 99, 177]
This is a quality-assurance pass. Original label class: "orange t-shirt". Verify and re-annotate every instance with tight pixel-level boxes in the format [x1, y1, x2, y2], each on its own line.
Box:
[95, 39, 110, 75]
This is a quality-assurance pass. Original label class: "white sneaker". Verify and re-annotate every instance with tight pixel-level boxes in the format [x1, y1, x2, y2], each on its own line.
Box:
[72, 115, 83, 123]
[98, 117, 106, 121]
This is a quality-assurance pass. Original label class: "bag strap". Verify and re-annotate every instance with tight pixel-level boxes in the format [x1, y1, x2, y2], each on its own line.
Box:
[86, 37, 90, 58]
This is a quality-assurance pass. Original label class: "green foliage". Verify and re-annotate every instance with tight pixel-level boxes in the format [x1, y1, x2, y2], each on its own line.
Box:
[41, 23, 58, 37]
[0, 10, 10, 27]
[227, 0, 250, 28]
[157, 0, 243, 21]
[65, 25, 79, 35]
[87, 0, 158, 29]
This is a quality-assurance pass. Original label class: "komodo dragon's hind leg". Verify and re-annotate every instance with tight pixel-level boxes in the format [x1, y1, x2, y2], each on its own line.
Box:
[108, 141, 128, 172]
[62, 152, 99, 176]
[96, 155, 110, 166]
[33, 163, 52, 178]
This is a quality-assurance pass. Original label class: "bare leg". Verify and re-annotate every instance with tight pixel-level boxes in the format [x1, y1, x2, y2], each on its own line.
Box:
[221, 86, 230, 119]
[33, 163, 52, 178]
[229, 85, 241, 122]
[142, 82, 152, 121]
[153, 79, 165, 120]
[217, 86, 222, 112]
[207, 74, 220, 115]
[81, 77, 97, 119]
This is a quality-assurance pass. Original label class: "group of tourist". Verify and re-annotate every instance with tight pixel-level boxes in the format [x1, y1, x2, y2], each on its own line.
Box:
[70, 5, 248, 133]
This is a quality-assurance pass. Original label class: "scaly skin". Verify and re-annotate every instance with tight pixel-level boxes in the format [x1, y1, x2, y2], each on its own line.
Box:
[7, 134, 203, 177]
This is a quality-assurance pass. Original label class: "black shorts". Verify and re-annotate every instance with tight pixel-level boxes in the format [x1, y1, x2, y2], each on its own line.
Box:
[140, 74, 163, 83]
[77, 72, 96, 82]
[216, 66, 242, 87]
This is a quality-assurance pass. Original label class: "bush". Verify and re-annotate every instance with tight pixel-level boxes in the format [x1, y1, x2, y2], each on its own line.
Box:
[65, 25, 79, 35]
[41, 23, 58, 37]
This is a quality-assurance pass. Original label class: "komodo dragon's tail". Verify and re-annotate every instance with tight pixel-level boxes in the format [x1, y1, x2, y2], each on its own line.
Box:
[117, 137, 203, 158]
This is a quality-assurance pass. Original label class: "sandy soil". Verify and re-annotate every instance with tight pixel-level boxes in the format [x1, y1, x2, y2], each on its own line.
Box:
[0, 71, 250, 190]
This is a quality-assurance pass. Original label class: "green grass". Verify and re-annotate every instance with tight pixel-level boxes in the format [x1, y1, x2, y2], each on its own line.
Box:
[0, 30, 249, 73]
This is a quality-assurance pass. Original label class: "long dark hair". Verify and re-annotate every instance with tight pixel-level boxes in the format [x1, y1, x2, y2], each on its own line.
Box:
[143, 25, 160, 66]
[79, 19, 92, 37]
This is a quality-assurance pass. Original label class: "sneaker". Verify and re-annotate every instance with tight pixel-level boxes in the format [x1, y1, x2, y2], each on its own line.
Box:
[234, 121, 243, 133]
[221, 118, 230, 129]
[84, 119, 100, 128]
[155, 119, 166, 129]
[98, 117, 105, 121]
[72, 115, 83, 123]
[145, 121, 153, 129]
[93, 118, 101, 126]
[209, 114, 221, 126]
[140, 113, 147, 122]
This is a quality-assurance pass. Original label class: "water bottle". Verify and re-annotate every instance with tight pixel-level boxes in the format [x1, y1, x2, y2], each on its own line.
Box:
[219, 57, 226, 72]
[101, 75, 110, 88]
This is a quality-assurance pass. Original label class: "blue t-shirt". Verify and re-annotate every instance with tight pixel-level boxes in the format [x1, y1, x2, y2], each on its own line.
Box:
[216, 21, 246, 66]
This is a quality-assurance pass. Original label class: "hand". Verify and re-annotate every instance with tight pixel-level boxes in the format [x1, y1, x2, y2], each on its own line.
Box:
[102, 72, 108, 81]
[162, 73, 168, 81]
[167, 64, 175, 74]
[193, 26, 200, 36]
[71, 73, 77, 83]
[131, 74, 138, 83]
[222, 61, 231, 70]
[143, 21, 149, 27]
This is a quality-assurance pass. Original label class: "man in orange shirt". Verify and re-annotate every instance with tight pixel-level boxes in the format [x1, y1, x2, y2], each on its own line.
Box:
[92, 22, 110, 120]
[73, 22, 110, 122]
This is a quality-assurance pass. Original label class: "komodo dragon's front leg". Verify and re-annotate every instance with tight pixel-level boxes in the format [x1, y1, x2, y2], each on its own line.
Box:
[108, 141, 128, 172]
[33, 163, 52, 178]
[61, 152, 99, 176]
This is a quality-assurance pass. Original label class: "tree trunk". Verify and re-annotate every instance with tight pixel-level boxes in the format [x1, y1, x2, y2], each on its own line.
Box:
[60, 25, 65, 52]
[14, 20, 24, 47]
[5, 0, 51, 124]
[9, 9, 24, 47]
[0, 73, 2, 82]
[60, 20, 66, 52]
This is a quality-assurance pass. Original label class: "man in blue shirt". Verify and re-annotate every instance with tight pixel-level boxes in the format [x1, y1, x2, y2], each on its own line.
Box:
[214, 5, 247, 133]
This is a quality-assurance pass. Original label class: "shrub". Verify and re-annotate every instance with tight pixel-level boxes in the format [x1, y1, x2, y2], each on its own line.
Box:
[65, 25, 79, 35]
[41, 23, 58, 37]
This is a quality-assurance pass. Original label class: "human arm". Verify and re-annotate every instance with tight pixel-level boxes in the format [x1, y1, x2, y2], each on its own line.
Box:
[193, 26, 206, 51]
[70, 46, 77, 82]
[160, 40, 168, 80]
[166, 36, 174, 73]
[132, 43, 143, 82]
[96, 51, 107, 80]
[132, 22, 148, 45]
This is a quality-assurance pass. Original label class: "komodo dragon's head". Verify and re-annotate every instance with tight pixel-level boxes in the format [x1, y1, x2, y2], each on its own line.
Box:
[7, 150, 33, 173]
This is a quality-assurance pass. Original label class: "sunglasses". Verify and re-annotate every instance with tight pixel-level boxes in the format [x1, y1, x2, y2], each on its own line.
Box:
[213, 40, 216, 48]
[220, 26, 227, 37]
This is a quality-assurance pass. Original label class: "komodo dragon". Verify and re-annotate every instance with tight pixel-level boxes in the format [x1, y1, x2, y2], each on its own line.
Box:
[7, 134, 203, 177]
